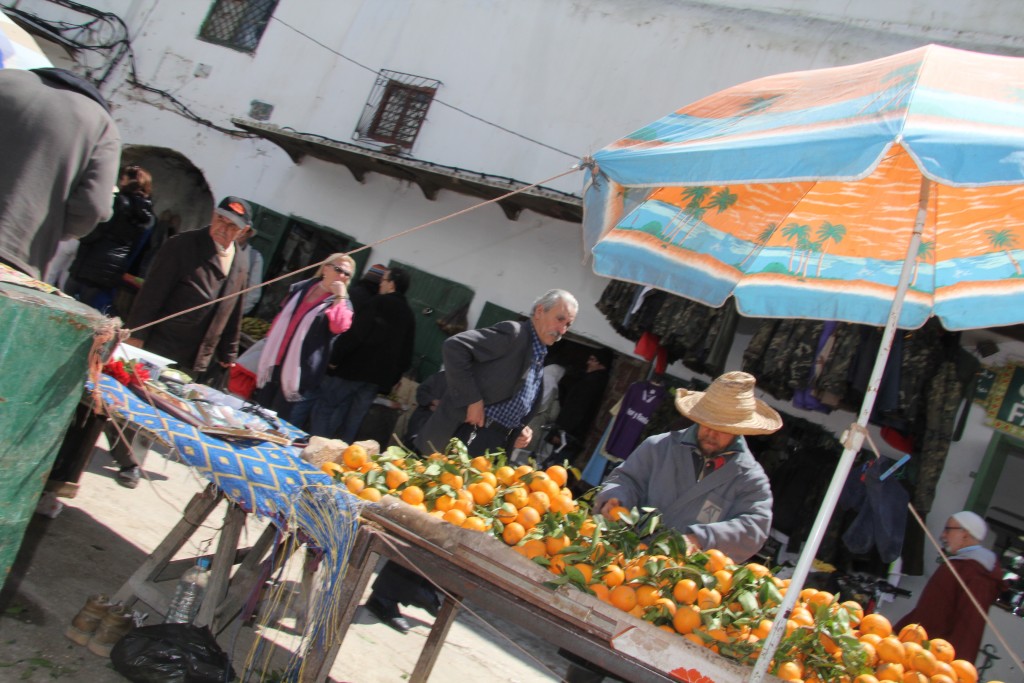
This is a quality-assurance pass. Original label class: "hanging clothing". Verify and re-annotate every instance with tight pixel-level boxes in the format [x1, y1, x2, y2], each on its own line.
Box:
[839, 456, 910, 563]
[914, 361, 963, 515]
[603, 381, 667, 460]
[595, 279, 739, 377]
[634, 332, 668, 375]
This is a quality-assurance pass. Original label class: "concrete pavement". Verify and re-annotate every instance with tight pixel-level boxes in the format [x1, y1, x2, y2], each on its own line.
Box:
[0, 436, 572, 682]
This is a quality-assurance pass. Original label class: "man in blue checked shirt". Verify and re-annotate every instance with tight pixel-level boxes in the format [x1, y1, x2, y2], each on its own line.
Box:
[365, 289, 578, 634]
[415, 288, 578, 457]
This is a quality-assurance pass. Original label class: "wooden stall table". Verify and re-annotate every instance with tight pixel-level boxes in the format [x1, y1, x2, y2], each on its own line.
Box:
[108, 483, 304, 634]
[80, 374, 356, 649]
[300, 498, 776, 683]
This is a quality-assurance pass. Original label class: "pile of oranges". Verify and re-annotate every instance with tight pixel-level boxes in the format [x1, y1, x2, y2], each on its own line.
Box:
[320, 440, 578, 533]
[321, 441, 988, 683]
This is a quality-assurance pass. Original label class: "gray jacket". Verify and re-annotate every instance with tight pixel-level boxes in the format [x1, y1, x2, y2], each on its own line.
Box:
[0, 69, 121, 277]
[415, 320, 537, 454]
[595, 425, 773, 562]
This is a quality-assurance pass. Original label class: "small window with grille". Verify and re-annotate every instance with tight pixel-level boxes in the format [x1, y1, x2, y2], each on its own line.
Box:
[354, 70, 441, 152]
[198, 0, 278, 53]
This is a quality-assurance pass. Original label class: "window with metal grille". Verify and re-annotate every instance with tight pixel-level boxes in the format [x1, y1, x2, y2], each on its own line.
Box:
[198, 0, 278, 53]
[354, 70, 440, 151]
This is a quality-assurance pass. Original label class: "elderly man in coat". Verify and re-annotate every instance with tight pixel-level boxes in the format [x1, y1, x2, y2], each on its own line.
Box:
[894, 511, 1004, 663]
[567, 370, 782, 683]
[415, 288, 578, 456]
[125, 197, 251, 380]
[366, 289, 578, 635]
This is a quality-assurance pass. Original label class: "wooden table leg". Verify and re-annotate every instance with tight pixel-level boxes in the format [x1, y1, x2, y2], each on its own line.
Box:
[111, 486, 223, 613]
[195, 502, 246, 628]
[409, 594, 461, 683]
[211, 523, 289, 633]
[298, 524, 378, 683]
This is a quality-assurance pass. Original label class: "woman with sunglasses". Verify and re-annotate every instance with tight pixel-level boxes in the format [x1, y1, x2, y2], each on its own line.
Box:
[254, 254, 355, 428]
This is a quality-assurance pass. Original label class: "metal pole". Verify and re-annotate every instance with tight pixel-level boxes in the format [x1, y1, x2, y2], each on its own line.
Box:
[747, 177, 931, 682]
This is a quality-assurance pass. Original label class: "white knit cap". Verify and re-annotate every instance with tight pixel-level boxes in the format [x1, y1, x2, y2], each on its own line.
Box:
[950, 511, 987, 542]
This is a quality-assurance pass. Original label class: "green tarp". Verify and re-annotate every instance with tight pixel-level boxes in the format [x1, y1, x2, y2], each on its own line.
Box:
[0, 282, 103, 587]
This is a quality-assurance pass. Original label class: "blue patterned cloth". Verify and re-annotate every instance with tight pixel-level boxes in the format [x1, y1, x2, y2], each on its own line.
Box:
[91, 373, 338, 520]
[90, 373, 359, 676]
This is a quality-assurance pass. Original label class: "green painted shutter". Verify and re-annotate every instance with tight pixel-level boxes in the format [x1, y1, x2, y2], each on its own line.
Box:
[391, 261, 473, 382]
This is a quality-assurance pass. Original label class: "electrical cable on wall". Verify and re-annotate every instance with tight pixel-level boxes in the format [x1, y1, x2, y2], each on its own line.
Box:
[2, 0, 258, 139]
[4, 1, 582, 156]
[270, 15, 581, 160]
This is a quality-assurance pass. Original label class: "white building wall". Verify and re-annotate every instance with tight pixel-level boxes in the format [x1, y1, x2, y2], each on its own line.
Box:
[13, 0, 1024, 675]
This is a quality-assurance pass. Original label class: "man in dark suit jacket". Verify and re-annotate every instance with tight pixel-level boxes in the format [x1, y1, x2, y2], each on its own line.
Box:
[415, 288, 579, 455]
[367, 289, 579, 634]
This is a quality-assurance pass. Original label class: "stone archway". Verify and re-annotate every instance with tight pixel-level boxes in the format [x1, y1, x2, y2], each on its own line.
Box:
[119, 145, 213, 239]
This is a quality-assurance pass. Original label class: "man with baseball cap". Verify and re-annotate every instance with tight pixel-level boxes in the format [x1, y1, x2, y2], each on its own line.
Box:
[116, 197, 251, 488]
[565, 370, 781, 683]
[126, 196, 252, 379]
[894, 510, 1003, 662]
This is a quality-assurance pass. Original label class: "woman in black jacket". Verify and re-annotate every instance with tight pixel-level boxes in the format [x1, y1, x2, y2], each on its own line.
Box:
[65, 165, 155, 314]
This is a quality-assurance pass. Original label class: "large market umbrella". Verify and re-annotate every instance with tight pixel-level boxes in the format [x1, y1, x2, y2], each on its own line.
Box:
[0, 10, 52, 70]
[581, 44, 1024, 681]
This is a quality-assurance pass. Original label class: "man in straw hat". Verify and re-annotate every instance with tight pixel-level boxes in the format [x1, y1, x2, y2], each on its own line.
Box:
[563, 371, 781, 683]
[894, 510, 1003, 662]
[594, 370, 781, 562]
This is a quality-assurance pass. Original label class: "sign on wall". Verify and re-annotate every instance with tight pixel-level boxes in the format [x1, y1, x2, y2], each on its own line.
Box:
[985, 364, 1024, 439]
[974, 367, 998, 404]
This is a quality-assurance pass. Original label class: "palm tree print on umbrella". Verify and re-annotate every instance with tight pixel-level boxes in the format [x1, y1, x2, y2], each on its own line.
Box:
[739, 224, 778, 268]
[910, 240, 934, 289]
[985, 229, 1022, 275]
[813, 221, 846, 277]
[781, 222, 810, 273]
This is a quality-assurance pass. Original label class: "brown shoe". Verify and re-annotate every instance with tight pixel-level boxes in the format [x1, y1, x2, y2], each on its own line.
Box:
[64, 594, 112, 646]
[86, 603, 133, 657]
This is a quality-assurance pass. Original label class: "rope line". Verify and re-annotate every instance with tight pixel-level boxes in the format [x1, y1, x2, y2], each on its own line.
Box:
[127, 164, 582, 337]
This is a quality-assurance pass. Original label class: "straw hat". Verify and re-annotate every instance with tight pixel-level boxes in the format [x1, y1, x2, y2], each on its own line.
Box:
[674, 371, 783, 436]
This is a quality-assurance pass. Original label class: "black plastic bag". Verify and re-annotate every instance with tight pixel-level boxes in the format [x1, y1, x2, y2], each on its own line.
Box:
[110, 623, 235, 683]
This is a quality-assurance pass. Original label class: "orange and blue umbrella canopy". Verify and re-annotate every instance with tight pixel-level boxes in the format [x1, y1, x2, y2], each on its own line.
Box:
[582, 44, 1024, 331]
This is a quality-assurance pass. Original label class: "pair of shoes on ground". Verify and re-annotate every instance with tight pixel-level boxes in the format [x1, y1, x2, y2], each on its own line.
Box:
[116, 465, 140, 489]
[364, 597, 411, 634]
[65, 594, 134, 657]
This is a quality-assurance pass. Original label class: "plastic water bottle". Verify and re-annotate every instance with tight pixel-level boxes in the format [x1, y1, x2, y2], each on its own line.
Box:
[165, 557, 210, 624]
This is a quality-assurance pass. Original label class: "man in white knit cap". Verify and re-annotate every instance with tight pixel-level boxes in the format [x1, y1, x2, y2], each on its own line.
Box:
[895, 510, 1004, 662]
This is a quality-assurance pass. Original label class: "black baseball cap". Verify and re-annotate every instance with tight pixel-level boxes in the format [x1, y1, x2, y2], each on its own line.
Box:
[216, 196, 252, 230]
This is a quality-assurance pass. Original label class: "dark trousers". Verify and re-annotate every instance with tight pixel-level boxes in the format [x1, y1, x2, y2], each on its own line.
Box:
[368, 562, 440, 616]
[451, 421, 519, 454]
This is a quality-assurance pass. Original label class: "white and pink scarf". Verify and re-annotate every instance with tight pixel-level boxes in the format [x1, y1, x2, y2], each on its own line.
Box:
[256, 284, 332, 401]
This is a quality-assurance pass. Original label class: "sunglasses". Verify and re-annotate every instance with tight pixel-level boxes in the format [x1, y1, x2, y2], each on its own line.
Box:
[329, 265, 352, 277]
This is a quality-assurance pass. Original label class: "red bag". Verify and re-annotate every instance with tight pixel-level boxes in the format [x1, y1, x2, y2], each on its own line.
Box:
[227, 365, 257, 400]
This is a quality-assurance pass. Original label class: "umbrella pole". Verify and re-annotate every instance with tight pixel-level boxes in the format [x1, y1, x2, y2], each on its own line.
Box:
[748, 177, 931, 682]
